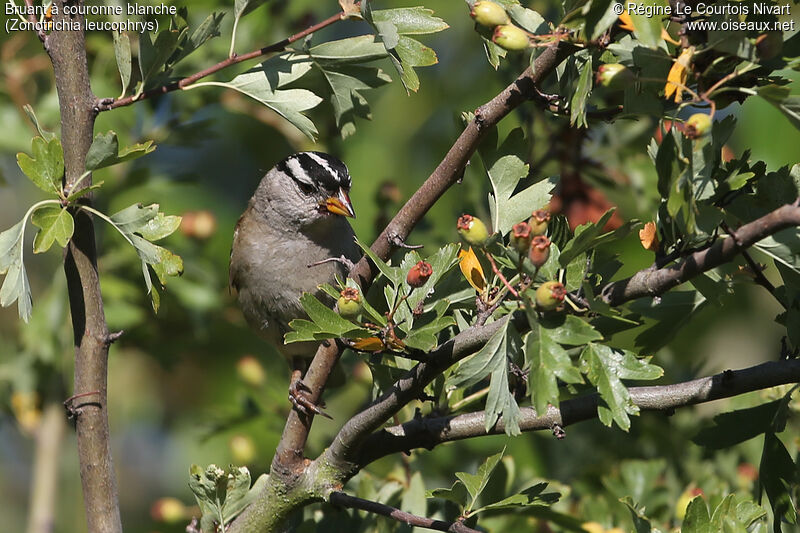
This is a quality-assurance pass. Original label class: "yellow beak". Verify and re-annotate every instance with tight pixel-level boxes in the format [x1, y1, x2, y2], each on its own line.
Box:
[325, 188, 356, 218]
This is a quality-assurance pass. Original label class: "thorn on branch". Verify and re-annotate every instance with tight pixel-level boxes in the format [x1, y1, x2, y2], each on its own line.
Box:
[105, 330, 124, 345]
[63, 390, 102, 419]
[308, 255, 356, 272]
[388, 232, 423, 250]
[551, 423, 566, 440]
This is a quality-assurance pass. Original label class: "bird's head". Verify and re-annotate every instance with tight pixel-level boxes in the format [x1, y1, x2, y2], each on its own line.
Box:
[255, 152, 355, 228]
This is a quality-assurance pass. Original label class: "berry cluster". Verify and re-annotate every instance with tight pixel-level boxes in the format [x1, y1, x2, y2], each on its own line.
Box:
[470, 1, 530, 51]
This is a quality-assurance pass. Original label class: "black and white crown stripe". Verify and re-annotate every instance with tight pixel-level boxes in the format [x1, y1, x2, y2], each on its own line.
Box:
[275, 152, 351, 192]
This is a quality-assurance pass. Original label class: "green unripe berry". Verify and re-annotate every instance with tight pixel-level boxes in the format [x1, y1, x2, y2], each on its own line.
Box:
[529, 209, 551, 236]
[492, 24, 529, 51]
[509, 222, 532, 254]
[337, 287, 362, 318]
[595, 63, 635, 91]
[685, 113, 712, 139]
[457, 214, 490, 247]
[535, 280, 566, 311]
[470, 1, 510, 27]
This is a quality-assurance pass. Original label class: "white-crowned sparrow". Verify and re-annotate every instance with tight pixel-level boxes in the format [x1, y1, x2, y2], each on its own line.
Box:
[230, 152, 360, 414]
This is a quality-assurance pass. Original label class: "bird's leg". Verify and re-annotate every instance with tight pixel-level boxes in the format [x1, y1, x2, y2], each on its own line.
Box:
[307, 255, 355, 272]
[288, 356, 332, 419]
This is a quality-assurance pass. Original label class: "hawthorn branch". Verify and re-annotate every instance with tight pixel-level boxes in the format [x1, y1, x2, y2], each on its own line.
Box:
[358, 358, 800, 464]
[600, 201, 800, 306]
[46, 1, 122, 531]
[329, 491, 480, 533]
[270, 42, 573, 472]
[100, 7, 350, 111]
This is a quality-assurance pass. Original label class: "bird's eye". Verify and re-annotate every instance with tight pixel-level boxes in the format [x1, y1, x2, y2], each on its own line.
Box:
[297, 181, 315, 195]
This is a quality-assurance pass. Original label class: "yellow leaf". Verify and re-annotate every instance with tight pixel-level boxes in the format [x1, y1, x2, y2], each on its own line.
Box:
[458, 246, 487, 293]
[665, 47, 694, 102]
[618, 12, 635, 32]
[352, 337, 386, 352]
[662, 27, 680, 45]
[638, 221, 659, 251]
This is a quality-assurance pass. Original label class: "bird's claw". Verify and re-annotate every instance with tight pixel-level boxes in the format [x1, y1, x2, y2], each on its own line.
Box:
[288, 378, 332, 419]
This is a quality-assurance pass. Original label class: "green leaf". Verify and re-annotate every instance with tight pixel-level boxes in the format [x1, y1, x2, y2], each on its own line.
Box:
[371, 7, 448, 34]
[759, 433, 798, 527]
[758, 86, 800, 131]
[559, 210, 639, 267]
[507, 5, 548, 34]
[31, 206, 74, 253]
[85, 131, 156, 171]
[234, 0, 269, 20]
[137, 212, 182, 241]
[356, 237, 403, 286]
[401, 472, 427, 530]
[427, 480, 470, 509]
[455, 449, 505, 513]
[474, 483, 558, 514]
[539, 314, 603, 345]
[308, 34, 388, 63]
[317, 63, 391, 138]
[0, 220, 32, 322]
[17, 137, 64, 196]
[683, 496, 711, 533]
[394, 244, 460, 330]
[110, 203, 160, 233]
[173, 11, 224, 64]
[138, 28, 182, 88]
[22, 105, 56, 142]
[525, 322, 584, 415]
[203, 53, 321, 140]
[285, 293, 372, 343]
[621, 497, 653, 533]
[570, 54, 593, 128]
[627, 0, 667, 49]
[480, 128, 556, 235]
[364, 5, 447, 92]
[112, 31, 131, 97]
[579, 344, 662, 430]
[692, 400, 784, 449]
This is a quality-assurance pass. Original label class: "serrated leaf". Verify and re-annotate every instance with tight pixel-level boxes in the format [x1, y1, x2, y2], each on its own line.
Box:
[507, 5, 547, 34]
[318, 63, 391, 138]
[0, 220, 25, 273]
[0, 220, 32, 322]
[110, 203, 159, 233]
[173, 11, 224, 64]
[357, 238, 403, 286]
[683, 496, 711, 533]
[455, 449, 505, 513]
[285, 293, 372, 343]
[627, 0, 667, 49]
[559, 210, 639, 267]
[85, 131, 155, 171]
[201, 53, 321, 140]
[138, 212, 181, 241]
[475, 483, 557, 514]
[113, 31, 131, 97]
[138, 28, 182, 88]
[234, 0, 268, 19]
[579, 343, 661, 430]
[31, 206, 74, 253]
[525, 323, 584, 415]
[17, 137, 64, 196]
[570, 54, 593, 128]
[427, 481, 470, 508]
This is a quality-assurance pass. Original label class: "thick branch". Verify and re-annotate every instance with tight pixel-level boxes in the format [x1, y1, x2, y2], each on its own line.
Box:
[271, 42, 573, 474]
[102, 8, 348, 110]
[601, 201, 800, 306]
[358, 359, 800, 464]
[47, 2, 122, 531]
[329, 491, 479, 533]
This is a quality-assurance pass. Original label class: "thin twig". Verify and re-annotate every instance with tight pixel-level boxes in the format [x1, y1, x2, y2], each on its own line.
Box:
[485, 252, 519, 297]
[101, 6, 351, 111]
[329, 492, 479, 533]
[720, 221, 779, 299]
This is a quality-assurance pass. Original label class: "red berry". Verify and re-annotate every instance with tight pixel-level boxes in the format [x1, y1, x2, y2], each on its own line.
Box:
[529, 235, 551, 268]
[407, 260, 433, 288]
